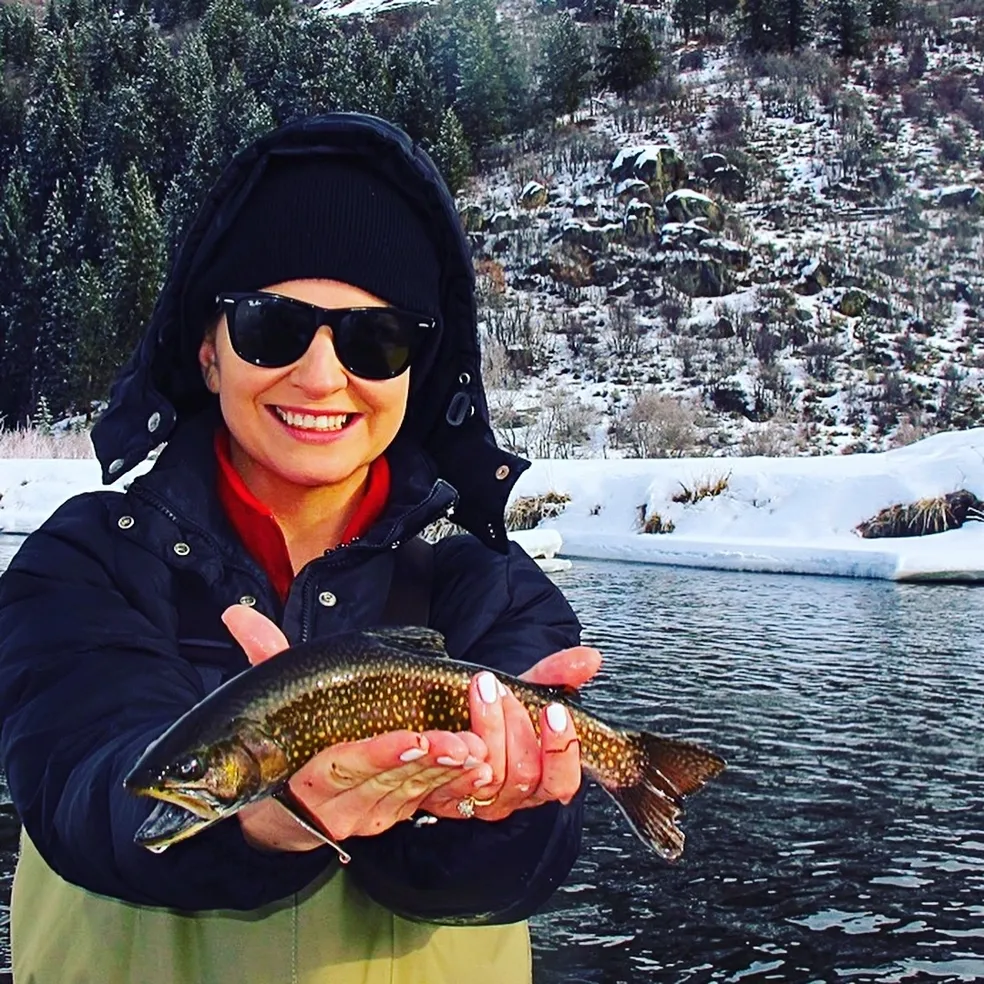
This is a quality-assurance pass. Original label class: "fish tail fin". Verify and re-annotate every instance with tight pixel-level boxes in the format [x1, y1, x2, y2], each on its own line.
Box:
[598, 732, 725, 862]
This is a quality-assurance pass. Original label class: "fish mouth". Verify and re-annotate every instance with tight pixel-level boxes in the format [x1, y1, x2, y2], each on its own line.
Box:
[127, 782, 224, 823]
[135, 800, 218, 853]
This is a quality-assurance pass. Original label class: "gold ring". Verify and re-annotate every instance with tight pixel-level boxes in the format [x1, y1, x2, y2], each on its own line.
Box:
[457, 795, 497, 818]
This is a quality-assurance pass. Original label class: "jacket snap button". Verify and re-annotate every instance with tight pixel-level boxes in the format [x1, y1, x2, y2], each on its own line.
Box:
[318, 591, 337, 608]
[108, 458, 125, 475]
[239, 595, 257, 607]
[147, 411, 161, 433]
[117, 516, 134, 530]
[173, 542, 191, 557]
[495, 464, 510, 481]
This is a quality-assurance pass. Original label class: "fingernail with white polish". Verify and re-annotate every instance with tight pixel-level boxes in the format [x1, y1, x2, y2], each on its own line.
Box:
[546, 703, 568, 733]
[437, 756, 462, 767]
[464, 756, 482, 769]
[400, 748, 427, 763]
[473, 775, 493, 788]
[497, 680, 508, 698]
[478, 672, 499, 704]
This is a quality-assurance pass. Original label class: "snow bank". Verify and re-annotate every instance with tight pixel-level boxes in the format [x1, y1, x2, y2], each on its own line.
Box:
[2, 429, 983, 581]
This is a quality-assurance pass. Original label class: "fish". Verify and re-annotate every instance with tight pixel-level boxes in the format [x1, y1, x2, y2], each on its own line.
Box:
[124, 626, 725, 859]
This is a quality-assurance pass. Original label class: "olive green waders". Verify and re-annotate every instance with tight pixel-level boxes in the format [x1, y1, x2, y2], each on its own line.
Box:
[12, 835, 532, 984]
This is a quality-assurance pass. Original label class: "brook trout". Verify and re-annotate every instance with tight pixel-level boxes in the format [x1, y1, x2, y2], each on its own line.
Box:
[124, 626, 725, 858]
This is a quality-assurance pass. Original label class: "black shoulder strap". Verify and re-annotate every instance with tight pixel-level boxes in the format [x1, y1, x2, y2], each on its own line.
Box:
[381, 536, 434, 627]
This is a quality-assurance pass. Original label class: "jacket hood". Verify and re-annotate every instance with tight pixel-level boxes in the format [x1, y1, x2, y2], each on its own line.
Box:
[91, 113, 527, 552]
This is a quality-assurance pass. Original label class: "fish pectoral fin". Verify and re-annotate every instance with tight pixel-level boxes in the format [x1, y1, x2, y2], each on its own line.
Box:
[273, 790, 352, 864]
[363, 626, 449, 657]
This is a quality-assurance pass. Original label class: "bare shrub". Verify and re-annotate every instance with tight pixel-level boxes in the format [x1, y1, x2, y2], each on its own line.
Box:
[0, 425, 95, 459]
[614, 390, 699, 458]
[608, 301, 647, 360]
[738, 418, 798, 456]
[527, 386, 597, 458]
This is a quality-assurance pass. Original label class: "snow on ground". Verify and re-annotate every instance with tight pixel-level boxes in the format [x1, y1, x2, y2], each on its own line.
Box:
[513, 428, 984, 582]
[1, 430, 982, 581]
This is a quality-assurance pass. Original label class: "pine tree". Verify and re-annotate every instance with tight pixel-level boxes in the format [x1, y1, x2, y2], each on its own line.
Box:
[452, 0, 524, 148]
[431, 106, 471, 194]
[390, 45, 444, 145]
[0, 166, 40, 424]
[70, 260, 115, 412]
[342, 26, 393, 118]
[826, 0, 869, 57]
[213, 62, 274, 161]
[22, 39, 84, 214]
[33, 184, 77, 417]
[782, 0, 813, 50]
[671, 0, 701, 40]
[741, 0, 782, 52]
[597, 6, 658, 98]
[868, 0, 899, 28]
[200, 0, 253, 81]
[77, 163, 120, 265]
[538, 12, 592, 121]
[108, 162, 165, 359]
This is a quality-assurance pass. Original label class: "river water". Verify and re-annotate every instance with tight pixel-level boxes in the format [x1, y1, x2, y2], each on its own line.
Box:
[1, 537, 982, 982]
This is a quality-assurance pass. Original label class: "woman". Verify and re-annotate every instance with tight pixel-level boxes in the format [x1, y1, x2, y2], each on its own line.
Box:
[0, 113, 599, 982]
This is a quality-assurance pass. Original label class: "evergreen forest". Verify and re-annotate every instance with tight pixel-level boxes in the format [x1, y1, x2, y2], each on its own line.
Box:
[0, 0, 902, 427]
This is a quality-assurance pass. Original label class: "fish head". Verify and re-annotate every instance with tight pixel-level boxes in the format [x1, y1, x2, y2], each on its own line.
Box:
[125, 735, 262, 822]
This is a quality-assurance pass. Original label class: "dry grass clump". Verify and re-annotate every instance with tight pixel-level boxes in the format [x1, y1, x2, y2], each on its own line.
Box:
[673, 473, 731, 504]
[505, 491, 571, 531]
[855, 490, 984, 538]
[640, 508, 675, 534]
[0, 426, 94, 459]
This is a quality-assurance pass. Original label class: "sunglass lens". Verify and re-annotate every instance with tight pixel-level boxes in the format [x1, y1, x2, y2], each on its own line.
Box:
[231, 297, 314, 367]
[336, 311, 418, 379]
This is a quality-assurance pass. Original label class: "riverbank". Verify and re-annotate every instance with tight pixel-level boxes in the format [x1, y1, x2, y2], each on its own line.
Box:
[1, 428, 982, 580]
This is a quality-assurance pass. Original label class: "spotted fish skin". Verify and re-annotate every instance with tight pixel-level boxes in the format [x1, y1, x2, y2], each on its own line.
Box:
[125, 627, 725, 859]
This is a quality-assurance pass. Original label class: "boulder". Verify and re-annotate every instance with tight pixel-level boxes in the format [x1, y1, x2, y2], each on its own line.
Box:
[572, 196, 596, 218]
[699, 237, 750, 272]
[559, 220, 623, 253]
[665, 189, 725, 232]
[699, 153, 729, 177]
[659, 220, 715, 250]
[709, 316, 735, 338]
[590, 258, 620, 286]
[610, 145, 687, 196]
[624, 198, 657, 239]
[793, 258, 833, 296]
[707, 164, 747, 201]
[836, 288, 891, 319]
[459, 203, 486, 233]
[614, 178, 654, 205]
[664, 254, 731, 297]
[487, 210, 526, 234]
[935, 185, 984, 213]
[519, 181, 549, 209]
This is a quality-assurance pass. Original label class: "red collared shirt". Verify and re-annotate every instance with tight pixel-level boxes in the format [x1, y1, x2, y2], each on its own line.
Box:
[214, 428, 390, 601]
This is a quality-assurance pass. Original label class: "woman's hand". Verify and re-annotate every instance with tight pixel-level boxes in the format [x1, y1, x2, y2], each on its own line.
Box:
[416, 646, 601, 822]
[221, 605, 600, 851]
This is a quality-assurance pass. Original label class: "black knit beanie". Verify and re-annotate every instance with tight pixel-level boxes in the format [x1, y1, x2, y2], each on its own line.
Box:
[186, 155, 444, 330]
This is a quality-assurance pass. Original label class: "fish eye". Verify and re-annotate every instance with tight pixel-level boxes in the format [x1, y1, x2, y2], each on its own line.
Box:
[173, 756, 205, 781]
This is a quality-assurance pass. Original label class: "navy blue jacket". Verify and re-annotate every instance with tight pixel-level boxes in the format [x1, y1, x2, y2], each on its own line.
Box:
[0, 114, 585, 921]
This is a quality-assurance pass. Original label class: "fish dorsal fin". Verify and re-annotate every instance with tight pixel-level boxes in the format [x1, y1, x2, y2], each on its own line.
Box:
[364, 626, 449, 657]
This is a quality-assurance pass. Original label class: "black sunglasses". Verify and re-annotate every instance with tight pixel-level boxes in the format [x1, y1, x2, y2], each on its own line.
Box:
[216, 291, 436, 380]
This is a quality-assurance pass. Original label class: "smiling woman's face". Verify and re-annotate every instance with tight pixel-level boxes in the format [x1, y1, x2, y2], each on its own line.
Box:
[199, 278, 410, 501]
